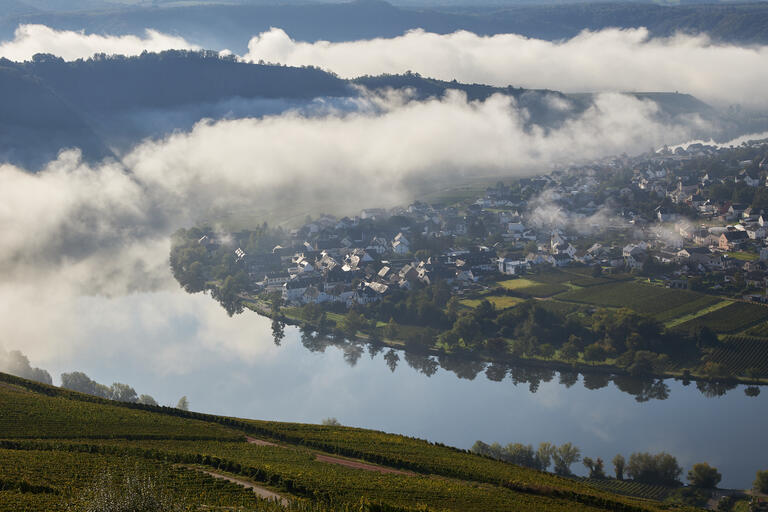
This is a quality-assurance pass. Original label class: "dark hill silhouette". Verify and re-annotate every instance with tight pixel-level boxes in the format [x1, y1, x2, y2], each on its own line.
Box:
[0, 51, 720, 169]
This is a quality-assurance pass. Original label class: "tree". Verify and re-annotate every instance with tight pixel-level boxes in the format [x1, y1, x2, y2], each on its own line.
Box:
[384, 317, 399, 339]
[755, 470, 768, 493]
[321, 417, 341, 426]
[341, 310, 366, 338]
[383, 349, 399, 372]
[552, 443, 581, 476]
[138, 394, 158, 406]
[504, 443, 536, 468]
[271, 318, 285, 346]
[176, 396, 190, 411]
[583, 457, 607, 479]
[687, 463, 722, 489]
[60, 371, 111, 398]
[583, 343, 607, 362]
[536, 442, 556, 472]
[109, 383, 138, 403]
[626, 452, 682, 485]
[613, 454, 626, 480]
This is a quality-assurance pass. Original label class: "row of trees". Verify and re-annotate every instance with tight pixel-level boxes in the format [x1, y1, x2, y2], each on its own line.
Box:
[60, 371, 189, 410]
[473, 440, 732, 489]
[471, 441, 581, 475]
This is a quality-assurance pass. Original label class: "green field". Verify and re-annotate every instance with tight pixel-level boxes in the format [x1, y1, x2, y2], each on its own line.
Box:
[497, 278, 569, 297]
[460, 295, 525, 310]
[0, 372, 693, 512]
[675, 302, 768, 333]
[555, 280, 721, 318]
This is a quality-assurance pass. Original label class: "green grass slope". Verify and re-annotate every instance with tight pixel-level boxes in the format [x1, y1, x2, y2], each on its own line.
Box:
[0, 372, 701, 512]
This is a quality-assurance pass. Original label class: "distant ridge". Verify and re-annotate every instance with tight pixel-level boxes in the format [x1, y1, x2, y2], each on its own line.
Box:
[0, 51, 716, 168]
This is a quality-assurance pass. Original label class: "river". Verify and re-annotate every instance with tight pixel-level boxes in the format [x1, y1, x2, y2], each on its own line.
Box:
[25, 289, 768, 489]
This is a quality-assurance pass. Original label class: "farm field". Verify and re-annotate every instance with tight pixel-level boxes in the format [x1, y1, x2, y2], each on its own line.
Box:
[580, 478, 676, 501]
[675, 302, 768, 334]
[0, 449, 260, 512]
[497, 278, 569, 297]
[0, 371, 689, 512]
[460, 295, 525, 310]
[706, 336, 768, 375]
[554, 280, 721, 318]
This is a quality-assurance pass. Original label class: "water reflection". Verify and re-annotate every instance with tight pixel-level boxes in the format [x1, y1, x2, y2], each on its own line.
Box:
[284, 327, 758, 403]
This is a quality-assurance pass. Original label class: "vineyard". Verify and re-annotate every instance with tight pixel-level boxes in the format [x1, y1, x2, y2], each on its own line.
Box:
[0, 380, 242, 440]
[580, 478, 677, 501]
[675, 302, 768, 334]
[554, 280, 720, 319]
[705, 336, 768, 375]
[0, 448, 261, 511]
[0, 371, 703, 512]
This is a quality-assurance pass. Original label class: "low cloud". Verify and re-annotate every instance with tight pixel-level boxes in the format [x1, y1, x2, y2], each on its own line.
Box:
[0, 89, 712, 367]
[243, 27, 768, 109]
[0, 24, 199, 61]
[527, 189, 627, 236]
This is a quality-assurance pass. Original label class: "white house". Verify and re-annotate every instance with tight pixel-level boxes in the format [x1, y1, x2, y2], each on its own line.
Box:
[498, 258, 528, 275]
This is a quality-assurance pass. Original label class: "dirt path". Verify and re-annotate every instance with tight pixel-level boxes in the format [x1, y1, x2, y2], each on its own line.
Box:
[246, 436, 279, 447]
[315, 454, 413, 476]
[192, 467, 288, 505]
[245, 435, 413, 476]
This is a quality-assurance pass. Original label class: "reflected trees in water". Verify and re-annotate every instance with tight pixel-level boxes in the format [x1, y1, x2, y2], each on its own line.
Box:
[280, 327, 760, 402]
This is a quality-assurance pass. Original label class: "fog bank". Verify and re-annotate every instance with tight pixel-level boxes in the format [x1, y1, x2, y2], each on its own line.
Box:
[244, 27, 768, 109]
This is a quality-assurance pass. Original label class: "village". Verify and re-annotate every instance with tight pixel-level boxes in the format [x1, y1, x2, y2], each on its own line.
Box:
[198, 140, 768, 309]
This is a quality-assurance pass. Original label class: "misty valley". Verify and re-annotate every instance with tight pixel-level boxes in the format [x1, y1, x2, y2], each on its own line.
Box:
[2, 1, 768, 511]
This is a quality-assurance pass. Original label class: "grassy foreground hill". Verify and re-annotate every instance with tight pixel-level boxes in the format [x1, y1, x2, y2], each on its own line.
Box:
[0, 371, 701, 511]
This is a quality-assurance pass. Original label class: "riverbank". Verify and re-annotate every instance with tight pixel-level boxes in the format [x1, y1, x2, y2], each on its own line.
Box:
[242, 297, 768, 389]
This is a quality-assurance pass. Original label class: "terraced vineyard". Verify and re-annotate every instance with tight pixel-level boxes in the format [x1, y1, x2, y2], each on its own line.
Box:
[0, 371, 702, 512]
[0, 449, 261, 512]
[555, 280, 721, 318]
[706, 336, 768, 375]
[580, 478, 677, 501]
[675, 302, 768, 334]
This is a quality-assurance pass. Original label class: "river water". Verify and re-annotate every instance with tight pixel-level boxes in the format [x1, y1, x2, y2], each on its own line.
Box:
[26, 289, 768, 489]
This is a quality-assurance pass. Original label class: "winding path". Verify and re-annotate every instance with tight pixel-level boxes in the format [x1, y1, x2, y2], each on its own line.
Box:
[190, 467, 288, 506]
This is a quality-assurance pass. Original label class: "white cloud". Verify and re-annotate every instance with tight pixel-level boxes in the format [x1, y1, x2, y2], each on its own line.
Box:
[0, 90, 710, 366]
[0, 24, 199, 61]
[243, 27, 768, 108]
